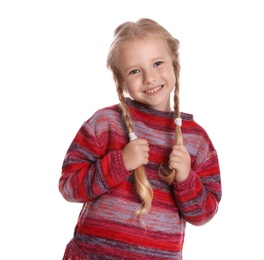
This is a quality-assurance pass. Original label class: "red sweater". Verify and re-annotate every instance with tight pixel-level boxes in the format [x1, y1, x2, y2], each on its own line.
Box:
[59, 98, 221, 259]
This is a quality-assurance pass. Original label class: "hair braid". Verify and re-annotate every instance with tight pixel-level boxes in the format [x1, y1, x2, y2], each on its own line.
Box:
[117, 85, 153, 217]
[159, 43, 183, 184]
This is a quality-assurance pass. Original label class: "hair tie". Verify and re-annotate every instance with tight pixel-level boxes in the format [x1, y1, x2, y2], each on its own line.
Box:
[174, 118, 182, 126]
[129, 132, 137, 141]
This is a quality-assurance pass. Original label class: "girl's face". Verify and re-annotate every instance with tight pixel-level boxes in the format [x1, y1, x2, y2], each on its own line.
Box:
[117, 38, 176, 112]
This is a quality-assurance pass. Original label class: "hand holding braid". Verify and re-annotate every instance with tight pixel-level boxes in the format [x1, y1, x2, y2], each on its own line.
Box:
[160, 118, 191, 184]
[122, 133, 153, 217]
[123, 137, 149, 171]
[128, 133, 153, 216]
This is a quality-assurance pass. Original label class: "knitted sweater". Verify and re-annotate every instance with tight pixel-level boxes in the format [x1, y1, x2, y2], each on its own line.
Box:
[59, 98, 221, 260]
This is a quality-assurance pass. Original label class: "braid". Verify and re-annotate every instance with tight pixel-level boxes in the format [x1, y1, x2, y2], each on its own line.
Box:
[159, 45, 183, 184]
[117, 86, 133, 133]
[117, 85, 153, 217]
[174, 75, 183, 146]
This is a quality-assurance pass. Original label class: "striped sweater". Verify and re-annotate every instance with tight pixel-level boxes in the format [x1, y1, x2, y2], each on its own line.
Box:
[59, 98, 221, 260]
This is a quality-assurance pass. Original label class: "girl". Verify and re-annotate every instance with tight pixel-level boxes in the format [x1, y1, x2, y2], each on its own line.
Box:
[59, 18, 222, 259]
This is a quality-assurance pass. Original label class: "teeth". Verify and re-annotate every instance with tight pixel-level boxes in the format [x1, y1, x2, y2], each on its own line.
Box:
[145, 86, 162, 93]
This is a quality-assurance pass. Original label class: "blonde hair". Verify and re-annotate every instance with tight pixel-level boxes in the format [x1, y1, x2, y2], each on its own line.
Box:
[106, 18, 183, 217]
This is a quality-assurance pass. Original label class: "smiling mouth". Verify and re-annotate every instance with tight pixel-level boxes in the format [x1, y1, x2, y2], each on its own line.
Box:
[145, 85, 163, 94]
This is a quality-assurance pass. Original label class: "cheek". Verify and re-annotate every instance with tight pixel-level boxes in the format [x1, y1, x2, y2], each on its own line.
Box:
[125, 77, 141, 91]
[163, 68, 176, 85]
[168, 67, 176, 85]
[126, 85, 136, 96]
[123, 81, 135, 96]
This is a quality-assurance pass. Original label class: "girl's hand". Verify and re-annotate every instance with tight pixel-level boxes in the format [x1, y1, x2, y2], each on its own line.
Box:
[169, 144, 191, 182]
[123, 139, 149, 171]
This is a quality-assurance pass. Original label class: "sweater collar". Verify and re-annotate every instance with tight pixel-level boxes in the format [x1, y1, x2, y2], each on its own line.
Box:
[125, 97, 193, 121]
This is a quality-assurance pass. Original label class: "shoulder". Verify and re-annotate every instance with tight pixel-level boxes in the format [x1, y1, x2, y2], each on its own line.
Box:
[79, 103, 124, 136]
[181, 112, 215, 147]
[181, 112, 208, 135]
[85, 103, 121, 123]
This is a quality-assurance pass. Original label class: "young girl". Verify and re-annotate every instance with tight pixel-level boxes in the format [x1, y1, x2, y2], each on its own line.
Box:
[59, 18, 222, 259]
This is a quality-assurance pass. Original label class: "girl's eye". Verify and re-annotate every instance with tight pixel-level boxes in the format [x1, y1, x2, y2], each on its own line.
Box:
[154, 61, 163, 67]
[129, 69, 139, 75]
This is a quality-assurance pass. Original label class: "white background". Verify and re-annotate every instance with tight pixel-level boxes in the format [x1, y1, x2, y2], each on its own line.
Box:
[1, 0, 263, 259]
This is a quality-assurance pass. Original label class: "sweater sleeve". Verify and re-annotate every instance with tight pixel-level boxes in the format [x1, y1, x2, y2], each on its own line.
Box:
[172, 135, 222, 226]
[58, 115, 131, 203]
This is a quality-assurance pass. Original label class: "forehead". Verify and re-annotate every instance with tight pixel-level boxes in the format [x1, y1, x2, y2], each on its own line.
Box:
[120, 38, 169, 54]
[117, 39, 171, 65]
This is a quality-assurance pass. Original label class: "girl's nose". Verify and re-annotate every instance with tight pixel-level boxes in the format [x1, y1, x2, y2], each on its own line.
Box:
[143, 70, 156, 85]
